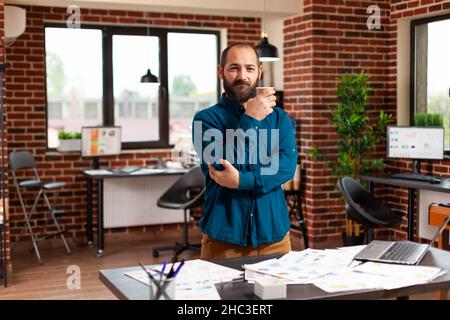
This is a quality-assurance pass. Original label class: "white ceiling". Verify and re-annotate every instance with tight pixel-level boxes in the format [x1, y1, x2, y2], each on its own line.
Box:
[5, 0, 302, 18]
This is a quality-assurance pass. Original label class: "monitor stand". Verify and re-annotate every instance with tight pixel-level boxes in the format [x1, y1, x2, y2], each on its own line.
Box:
[91, 157, 100, 170]
[412, 159, 421, 174]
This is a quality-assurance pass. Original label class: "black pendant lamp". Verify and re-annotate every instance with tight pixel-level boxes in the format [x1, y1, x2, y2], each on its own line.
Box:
[140, 68, 159, 83]
[255, 32, 280, 62]
[140, 11, 159, 83]
[255, 0, 280, 62]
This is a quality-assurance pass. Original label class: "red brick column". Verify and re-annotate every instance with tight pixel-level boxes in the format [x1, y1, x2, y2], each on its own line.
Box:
[284, 0, 394, 247]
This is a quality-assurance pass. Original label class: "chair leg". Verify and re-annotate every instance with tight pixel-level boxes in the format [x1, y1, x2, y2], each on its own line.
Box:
[15, 187, 43, 264]
[43, 192, 71, 255]
[296, 196, 309, 249]
[367, 228, 374, 243]
[14, 189, 42, 248]
[435, 229, 449, 300]
[152, 209, 200, 258]
[24, 212, 42, 265]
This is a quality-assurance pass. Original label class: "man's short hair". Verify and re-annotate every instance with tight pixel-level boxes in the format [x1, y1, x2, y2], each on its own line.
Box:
[220, 43, 260, 68]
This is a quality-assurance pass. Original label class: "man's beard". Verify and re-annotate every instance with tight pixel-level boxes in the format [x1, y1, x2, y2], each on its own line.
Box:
[223, 78, 257, 104]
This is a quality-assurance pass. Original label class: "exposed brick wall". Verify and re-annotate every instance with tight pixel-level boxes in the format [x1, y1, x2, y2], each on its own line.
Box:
[5, 5, 261, 252]
[284, 0, 450, 247]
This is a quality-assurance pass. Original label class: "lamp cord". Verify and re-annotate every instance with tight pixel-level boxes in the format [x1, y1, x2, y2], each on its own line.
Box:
[146, 11, 149, 37]
[263, 0, 267, 34]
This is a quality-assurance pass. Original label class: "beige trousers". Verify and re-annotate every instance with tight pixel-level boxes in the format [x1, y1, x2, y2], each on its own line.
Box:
[200, 232, 291, 260]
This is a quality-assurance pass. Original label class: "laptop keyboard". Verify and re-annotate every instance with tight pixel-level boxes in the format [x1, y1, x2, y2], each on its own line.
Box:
[379, 242, 423, 262]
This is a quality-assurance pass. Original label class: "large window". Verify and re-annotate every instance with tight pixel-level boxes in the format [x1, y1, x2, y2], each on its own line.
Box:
[45, 25, 219, 150]
[113, 34, 160, 143]
[168, 32, 218, 145]
[45, 28, 103, 148]
[411, 14, 450, 153]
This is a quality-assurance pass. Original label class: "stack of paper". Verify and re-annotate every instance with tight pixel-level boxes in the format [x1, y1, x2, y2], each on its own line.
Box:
[243, 246, 446, 294]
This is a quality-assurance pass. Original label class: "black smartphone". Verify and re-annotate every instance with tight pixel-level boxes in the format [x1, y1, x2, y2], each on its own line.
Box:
[211, 162, 225, 171]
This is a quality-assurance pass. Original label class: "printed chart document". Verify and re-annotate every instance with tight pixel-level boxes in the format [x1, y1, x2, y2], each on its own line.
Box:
[244, 246, 366, 284]
[352, 261, 446, 282]
[125, 259, 242, 300]
[309, 269, 415, 293]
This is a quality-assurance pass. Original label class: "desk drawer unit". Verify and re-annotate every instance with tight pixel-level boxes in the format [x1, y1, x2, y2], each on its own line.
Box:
[103, 175, 184, 228]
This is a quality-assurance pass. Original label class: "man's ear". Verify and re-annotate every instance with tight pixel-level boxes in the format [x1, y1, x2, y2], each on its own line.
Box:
[218, 65, 224, 80]
[258, 63, 263, 80]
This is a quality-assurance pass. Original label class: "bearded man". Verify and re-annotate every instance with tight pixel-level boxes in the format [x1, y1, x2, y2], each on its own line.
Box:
[192, 43, 298, 260]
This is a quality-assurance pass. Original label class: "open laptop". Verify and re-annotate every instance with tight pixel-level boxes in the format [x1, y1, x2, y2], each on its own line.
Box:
[354, 214, 450, 265]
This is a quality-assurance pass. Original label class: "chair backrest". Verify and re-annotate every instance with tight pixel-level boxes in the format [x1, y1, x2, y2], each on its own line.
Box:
[157, 166, 205, 209]
[9, 151, 37, 171]
[337, 176, 400, 228]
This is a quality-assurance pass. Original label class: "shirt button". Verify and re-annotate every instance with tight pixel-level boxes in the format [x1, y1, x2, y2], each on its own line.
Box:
[255, 126, 258, 129]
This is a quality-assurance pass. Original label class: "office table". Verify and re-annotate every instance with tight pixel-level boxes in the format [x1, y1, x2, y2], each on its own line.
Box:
[360, 175, 450, 241]
[83, 168, 188, 255]
[99, 247, 450, 300]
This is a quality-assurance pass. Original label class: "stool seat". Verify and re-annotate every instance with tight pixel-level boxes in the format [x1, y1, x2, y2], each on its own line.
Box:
[43, 182, 66, 189]
[19, 179, 42, 188]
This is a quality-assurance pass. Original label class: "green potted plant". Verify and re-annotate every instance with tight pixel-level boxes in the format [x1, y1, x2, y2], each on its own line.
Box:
[413, 113, 443, 127]
[309, 70, 393, 245]
[57, 131, 81, 152]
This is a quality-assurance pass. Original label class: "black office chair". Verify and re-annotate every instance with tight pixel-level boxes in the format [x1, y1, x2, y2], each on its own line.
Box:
[337, 176, 403, 242]
[152, 166, 205, 258]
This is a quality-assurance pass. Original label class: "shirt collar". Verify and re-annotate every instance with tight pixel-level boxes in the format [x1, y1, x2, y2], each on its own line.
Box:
[219, 93, 245, 116]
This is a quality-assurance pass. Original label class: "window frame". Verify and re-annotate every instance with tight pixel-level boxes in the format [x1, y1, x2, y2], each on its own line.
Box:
[44, 23, 220, 151]
[410, 13, 450, 155]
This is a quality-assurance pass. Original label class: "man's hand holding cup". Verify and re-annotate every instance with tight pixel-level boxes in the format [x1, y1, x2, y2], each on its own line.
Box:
[244, 87, 276, 121]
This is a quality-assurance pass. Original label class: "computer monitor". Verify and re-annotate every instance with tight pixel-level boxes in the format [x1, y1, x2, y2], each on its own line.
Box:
[387, 126, 444, 160]
[81, 126, 122, 158]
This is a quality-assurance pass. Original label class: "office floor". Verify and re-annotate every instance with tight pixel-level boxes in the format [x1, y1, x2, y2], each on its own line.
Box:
[0, 227, 438, 300]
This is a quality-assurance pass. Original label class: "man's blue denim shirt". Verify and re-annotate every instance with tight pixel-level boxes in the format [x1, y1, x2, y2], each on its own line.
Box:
[192, 94, 298, 247]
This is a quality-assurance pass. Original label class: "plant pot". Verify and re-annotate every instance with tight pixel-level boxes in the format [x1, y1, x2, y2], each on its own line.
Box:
[57, 139, 81, 152]
[341, 232, 365, 247]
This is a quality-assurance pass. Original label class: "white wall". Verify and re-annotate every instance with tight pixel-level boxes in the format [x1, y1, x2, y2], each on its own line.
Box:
[6, 0, 302, 17]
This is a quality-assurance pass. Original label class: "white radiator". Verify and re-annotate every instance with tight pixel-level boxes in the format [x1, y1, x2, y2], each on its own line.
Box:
[103, 175, 185, 228]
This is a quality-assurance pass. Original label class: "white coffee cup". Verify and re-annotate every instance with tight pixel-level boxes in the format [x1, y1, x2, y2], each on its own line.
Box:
[256, 86, 275, 95]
